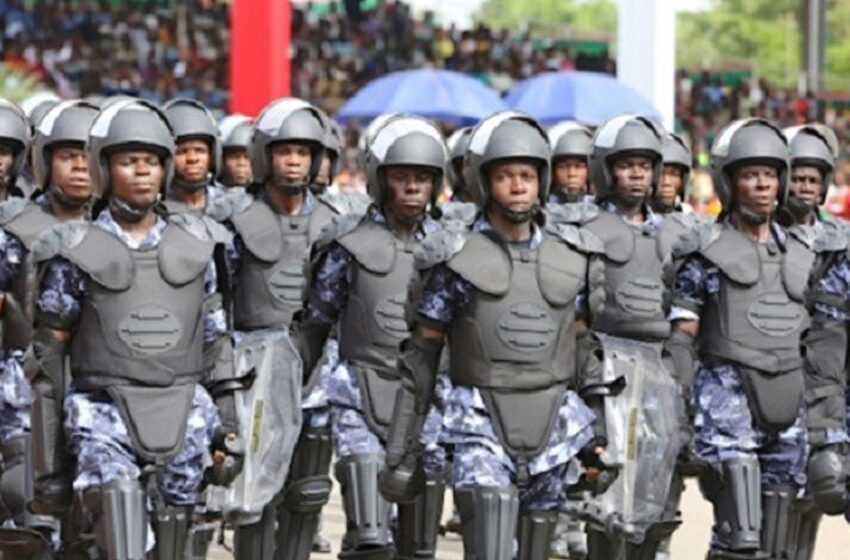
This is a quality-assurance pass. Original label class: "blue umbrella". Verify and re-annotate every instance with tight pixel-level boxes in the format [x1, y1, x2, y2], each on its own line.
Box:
[336, 69, 506, 125]
[506, 71, 661, 126]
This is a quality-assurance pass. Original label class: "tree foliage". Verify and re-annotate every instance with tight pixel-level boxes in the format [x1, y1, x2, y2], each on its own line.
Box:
[476, 0, 616, 37]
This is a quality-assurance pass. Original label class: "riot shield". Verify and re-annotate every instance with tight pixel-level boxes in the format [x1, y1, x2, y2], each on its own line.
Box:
[569, 334, 684, 543]
[221, 329, 303, 526]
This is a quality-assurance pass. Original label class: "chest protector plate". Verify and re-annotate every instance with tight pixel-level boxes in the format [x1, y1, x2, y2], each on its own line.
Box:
[69, 224, 210, 389]
[699, 230, 811, 374]
[448, 236, 583, 391]
[233, 200, 336, 330]
[337, 226, 415, 374]
[1, 202, 60, 322]
[583, 212, 670, 341]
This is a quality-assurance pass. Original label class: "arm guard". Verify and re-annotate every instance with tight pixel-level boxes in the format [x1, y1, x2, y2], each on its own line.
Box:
[379, 333, 442, 503]
[663, 328, 697, 401]
[0, 292, 34, 350]
[291, 312, 333, 386]
[802, 315, 847, 449]
[575, 331, 608, 443]
[27, 327, 72, 514]
[202, 334, 245, 487]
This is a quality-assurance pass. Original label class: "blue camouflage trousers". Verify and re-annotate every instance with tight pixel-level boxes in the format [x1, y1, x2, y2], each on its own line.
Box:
[0, 353, 30, 443]
[65, 384, 221, 506]
[692, 365, 808, 548]
[328, 361, 448, 475]
[444, 385, 595, 511]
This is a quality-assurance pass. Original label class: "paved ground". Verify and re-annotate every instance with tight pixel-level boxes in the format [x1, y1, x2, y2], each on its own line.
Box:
[208, 480, 850, 559]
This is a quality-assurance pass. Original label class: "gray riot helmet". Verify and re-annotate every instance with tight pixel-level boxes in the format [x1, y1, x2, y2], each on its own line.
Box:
[32, 99, 99, 207]
[20, 92, 61, 130]
[465, 111, 551, 220]
[0, 98, 31, 189]
[366, 115, 447, 209]
[357, 112, 406, 174]
[322, 118, 343, 179]
[591, 114, 663, 203]
[660, 132, 692, 196]
[88, 98, 175, 221]
[447, 126, 473, 200]
[250, 97, 326, 194]
[710, 118, 789, 220]
[785, 124, 836, 202]
[164, 98, 222, 190]
[219, 114, 252, 153]
[548, 121, 592, 201]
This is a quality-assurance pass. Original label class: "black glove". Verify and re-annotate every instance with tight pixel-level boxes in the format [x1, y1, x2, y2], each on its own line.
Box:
[566, 437, 618, 496]
[205, 426, 245, 487]
[291, 314, 332, 385]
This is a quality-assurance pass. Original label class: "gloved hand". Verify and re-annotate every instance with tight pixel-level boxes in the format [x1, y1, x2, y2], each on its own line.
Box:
[566, 437, 617, 496]
[807, 444, 848, 515]
[378, 450, 425, 504]
[205, 426, 245, 487]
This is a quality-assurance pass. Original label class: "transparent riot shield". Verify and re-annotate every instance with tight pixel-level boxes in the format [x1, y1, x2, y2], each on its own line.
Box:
[221, 329, 303, 525]
[570, 333, 684, 543]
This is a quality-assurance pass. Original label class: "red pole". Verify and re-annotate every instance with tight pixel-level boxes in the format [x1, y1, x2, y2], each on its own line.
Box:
[230, 0, 292, 116]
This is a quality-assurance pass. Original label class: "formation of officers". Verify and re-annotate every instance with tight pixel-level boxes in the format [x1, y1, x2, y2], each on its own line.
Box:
[0, 90, 847, 560]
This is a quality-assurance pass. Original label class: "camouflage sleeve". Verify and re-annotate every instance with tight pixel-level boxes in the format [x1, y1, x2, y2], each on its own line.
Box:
[202, 261, 227, 344]
[304, 242, 354, 325]
[670, 254, 717, 319]
[415, 264, 472, 328]
[224, 222, 243, 283]
[812, 252, 850, 321]
[36, 256, 86, 329]
[0, 229, 24, 293]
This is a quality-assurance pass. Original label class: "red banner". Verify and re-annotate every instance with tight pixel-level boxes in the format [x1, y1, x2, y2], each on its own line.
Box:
[230, 0, 291, 116]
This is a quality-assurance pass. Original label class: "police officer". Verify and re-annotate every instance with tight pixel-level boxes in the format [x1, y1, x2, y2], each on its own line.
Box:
[667, 118, 814, 559]
[563, 115, 684, 559]
[209, 97, 347, 560]
[548, 121, 593, 204]
[652, 132, 692, 215]
[0, 99, 98, 558]
[217, 114, 253, 190]
[447, 126, 473, 203]
[777, 124, 837, 228]
[28, 98, 244, 560]
[315, 115, 342, 194]
[0, 99, 32, 201]
[162, 98, 224, 213]
[293, 115, 450, 560]
[377, 111, 608, 560]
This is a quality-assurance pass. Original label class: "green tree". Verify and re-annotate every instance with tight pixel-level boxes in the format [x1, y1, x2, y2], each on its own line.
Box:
[476, 0, 616, 37]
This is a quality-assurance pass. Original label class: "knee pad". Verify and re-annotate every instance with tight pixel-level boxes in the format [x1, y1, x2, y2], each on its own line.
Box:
[472, 485, 518, 560]
[516, 510, 557, 560]
[336, 454, 391, 550]
[806, 448, 847, 515]
[289, 425, 333, 482]
[82, 479, 147, 560]
[396, 470, 447, 559]
[713, 457, 761, 552]
[150, 504, 192, 560]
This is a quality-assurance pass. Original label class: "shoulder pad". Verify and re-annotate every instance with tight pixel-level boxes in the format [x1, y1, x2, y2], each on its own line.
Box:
[414, 226, 470, 271]
[0, 198, 28, 225]
[812, 221, 848, 254]
[667, 211, 702, 230]
[700, 225, 760, 285]
[169, 212, 232, 245]
[336, 220, 396, 274]
[544, 221, 605, 254]
[438, 201, 478, 228]
[34, 223, 133, 290]
[230, 199, 282, 262]
[206, 189, 254, 222]
[545, 200, 600, 226]
[318, 191, 372, 215]
[671, 222, 722, 259]
[159, 220, 216, 285]
[581, 210, 633, 263]
[445, 232, 511, 296]
[315, 211, 368, 250]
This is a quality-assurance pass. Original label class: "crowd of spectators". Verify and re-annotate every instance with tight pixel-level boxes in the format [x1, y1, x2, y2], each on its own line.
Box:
[3, 0, 850, 209]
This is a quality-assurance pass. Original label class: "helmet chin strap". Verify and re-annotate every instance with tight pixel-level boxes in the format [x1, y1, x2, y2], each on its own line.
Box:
[49, 184, 91, 210]
[109, 195, 155, 223]
[610, 190, 646, 212]
[488, 199, 537, 224]
[734, 205, 771, 226]
[172, 174, 209, 193]
[269, 176, 308, 196]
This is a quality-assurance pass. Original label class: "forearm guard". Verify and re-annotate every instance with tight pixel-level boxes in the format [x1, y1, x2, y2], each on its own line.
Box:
[0, 292, 33, 351]
[802, 316, 847, 448]
[291, 315, 332, 386]
[27, 327, 71, 514]
[575, 331, 608, 444]
[202, 335, 241, 434]
[663, 328, 697, 402]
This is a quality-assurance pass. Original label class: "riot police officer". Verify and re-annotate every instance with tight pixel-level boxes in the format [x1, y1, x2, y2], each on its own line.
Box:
[447, 126, 473, 203]
[652, 132, 692, 215]
[315, 115, 342, 193]
[0, 99, 32, 201]
[667, 118, 815, 559]
[778, 124, 837, 227]
[217, 114, 253, 190]
[0, 99, 98, 558]
[548, 121, 593, 204]
[162, 98, 224, 213]
[29, 98, 244, 560]
[377, 111, 609, 560]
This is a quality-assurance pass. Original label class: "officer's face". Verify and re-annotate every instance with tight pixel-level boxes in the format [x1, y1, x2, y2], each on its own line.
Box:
[51, 145, 92, 202]
[0, 144, 15, 182]
[270, 142, 312, 185]
[611, 155, 654, 200]
[553, 157, 588, 195]
[488, 160, 539, 212]
[789, 165, 824, 209]
[109, 150, 165, 208]
[223, 149, 252, 187]
[174, 139, 211, 183]
[656, 165, 684, 207]
[315, 153, 333, 189]
[383, 165, 434, 219]
[732, 164, 780, 216]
